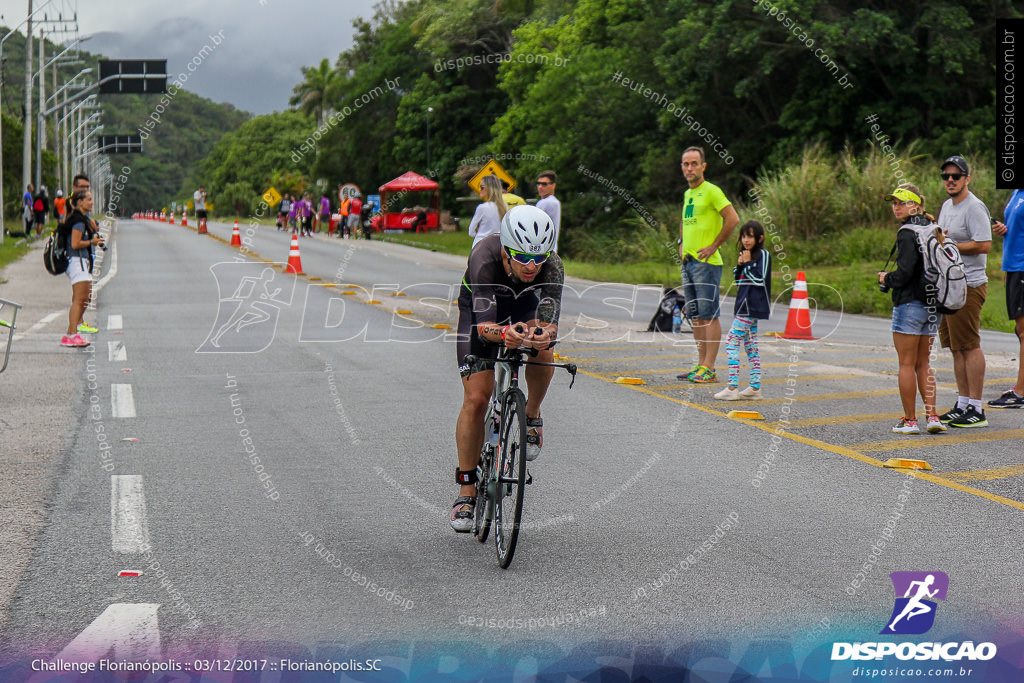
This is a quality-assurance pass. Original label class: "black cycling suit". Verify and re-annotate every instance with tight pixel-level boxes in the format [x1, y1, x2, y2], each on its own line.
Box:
[456, 233, 564, 376]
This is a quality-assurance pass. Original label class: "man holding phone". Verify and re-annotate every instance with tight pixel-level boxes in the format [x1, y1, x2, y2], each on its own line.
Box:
[936, 155, 992, 428]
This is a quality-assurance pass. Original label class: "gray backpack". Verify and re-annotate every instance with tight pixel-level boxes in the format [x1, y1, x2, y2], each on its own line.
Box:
[899, 223, 967, 315]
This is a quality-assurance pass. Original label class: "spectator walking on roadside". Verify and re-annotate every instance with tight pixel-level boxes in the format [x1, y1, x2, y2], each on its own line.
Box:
[676, 146, 739, 384]
[278, 193, 292, 231]
[23, 184, 35, 235]
[468, 175, 508, 247]
[877, 184, 946, 435]
[339, 195, 351, 238]
[535, 170, 561, 251]
[715, 220, 771, 401]
[990, 189, 1024, 408]
[298, 193, 313, 237]
[53, 190, 67, 226]
[319, 193, 332, 234]
[61, 189, 103, 348]
[936, 156, 992, 427]
[288, 195, 298, 233]
[348, 194, 363, 237]
[33, 186, 50, 236]
[194, 185, 208, 230]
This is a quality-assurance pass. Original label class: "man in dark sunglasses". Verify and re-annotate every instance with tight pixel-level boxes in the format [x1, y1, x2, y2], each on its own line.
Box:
[535, 170, 561, 251]
[935, 155, 993, 428]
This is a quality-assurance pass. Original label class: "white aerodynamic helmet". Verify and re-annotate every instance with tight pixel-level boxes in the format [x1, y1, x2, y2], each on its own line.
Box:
[500, 205, 555, 254]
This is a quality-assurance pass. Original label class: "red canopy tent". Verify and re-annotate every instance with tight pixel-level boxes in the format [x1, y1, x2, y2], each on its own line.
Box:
[378, 172, 440, 232]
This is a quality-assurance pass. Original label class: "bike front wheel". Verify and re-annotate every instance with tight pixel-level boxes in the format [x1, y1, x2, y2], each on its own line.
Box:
[473, 445, 493, 543]
[494, 388, 527, 568]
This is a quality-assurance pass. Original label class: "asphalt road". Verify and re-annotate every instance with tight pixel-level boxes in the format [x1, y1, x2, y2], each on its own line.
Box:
[1, 218, 1022, 681]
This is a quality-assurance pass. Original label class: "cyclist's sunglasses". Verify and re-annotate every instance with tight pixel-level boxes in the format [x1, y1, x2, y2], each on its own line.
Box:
[506, 248, 550, 265]
[941, 173, 965, 181]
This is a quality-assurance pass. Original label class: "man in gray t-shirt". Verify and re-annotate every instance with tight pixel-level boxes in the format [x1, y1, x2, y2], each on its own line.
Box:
[936, 155, 992, 428]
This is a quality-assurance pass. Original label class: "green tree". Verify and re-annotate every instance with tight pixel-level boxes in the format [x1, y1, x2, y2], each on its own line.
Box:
[199, 111, 313, 214]
[290, 58, 338, 128]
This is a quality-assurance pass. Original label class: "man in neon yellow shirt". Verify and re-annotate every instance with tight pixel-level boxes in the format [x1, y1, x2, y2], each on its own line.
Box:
[677, 146, 739, 383]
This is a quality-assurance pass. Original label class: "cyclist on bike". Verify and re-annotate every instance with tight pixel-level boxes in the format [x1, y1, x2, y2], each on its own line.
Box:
[451, 205, 563, 532]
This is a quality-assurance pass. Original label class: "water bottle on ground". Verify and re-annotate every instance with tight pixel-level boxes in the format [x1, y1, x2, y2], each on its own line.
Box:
[672, 306, 682, 334]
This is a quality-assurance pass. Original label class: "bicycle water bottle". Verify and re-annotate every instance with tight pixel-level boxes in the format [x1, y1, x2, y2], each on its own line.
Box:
[672, 306, 682, 334]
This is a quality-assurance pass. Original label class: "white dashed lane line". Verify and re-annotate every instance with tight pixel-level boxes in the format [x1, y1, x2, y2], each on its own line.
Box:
[107, 314, 123, 330]
[111, 383, 136, 418]
[108, 340, 127, 362]
[111, 475, 150, 554]
[56, 603, 161, 662]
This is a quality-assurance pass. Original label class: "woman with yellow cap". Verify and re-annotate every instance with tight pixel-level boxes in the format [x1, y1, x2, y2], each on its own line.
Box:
[878, 183, 945, 435]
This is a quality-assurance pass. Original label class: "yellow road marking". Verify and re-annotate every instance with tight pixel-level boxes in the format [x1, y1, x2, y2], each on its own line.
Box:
[767, 413, 899, 428]
[934, 464, 1024, 482]
[853, 429, 1024, 452]
[575, 367, 1024, 513]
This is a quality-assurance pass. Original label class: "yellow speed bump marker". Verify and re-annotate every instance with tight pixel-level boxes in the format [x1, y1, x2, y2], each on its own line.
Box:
[309, 277, 322, 281]
[433, 323, 452, 329]
[342, 291, 356, 295]
[396, 309, 413, 314]
[727, 410, 764, 420]
[366, 300, 382, 304]
[883, 458, 933, 471]
[391, 292, 407, 296]
[614, 377, 646, 385]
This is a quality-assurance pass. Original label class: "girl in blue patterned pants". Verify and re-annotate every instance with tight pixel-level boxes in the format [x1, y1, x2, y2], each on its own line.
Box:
[715, 221, 771, 400]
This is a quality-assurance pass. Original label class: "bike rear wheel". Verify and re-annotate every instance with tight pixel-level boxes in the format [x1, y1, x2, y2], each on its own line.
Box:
[494, 388, 527, 568]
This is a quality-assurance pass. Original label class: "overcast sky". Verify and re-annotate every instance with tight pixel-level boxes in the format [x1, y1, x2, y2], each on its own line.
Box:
[0, 0, 379, 114]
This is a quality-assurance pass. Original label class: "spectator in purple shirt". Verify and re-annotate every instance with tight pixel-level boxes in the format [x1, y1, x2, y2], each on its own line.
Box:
[319, 193, 332, 234]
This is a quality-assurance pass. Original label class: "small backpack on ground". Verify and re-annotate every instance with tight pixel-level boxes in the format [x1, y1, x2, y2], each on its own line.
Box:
[43, 220, 73, 275]
[897, 224, 968, 314]
[647, 287, 687, 332]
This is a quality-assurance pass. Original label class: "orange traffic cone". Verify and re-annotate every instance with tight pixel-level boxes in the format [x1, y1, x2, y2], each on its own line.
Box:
[181, 212, 187, 227]
[285, 233, 305, 274]
[231, 220, 242, 246]
[781, 271, 816, 340]
[198, 215, 207, 234]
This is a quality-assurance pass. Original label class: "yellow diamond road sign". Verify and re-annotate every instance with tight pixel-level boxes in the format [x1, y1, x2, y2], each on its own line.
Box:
[468, 159, 516, 195]
[262, 187, 282, 206]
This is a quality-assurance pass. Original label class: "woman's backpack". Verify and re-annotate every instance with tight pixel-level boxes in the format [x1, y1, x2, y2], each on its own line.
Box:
[43, 221, 70, 275]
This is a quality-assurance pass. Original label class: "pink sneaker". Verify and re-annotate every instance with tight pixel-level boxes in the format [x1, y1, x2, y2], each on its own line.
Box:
[60, 335, 76, 347]
[67, 334, 90, 347]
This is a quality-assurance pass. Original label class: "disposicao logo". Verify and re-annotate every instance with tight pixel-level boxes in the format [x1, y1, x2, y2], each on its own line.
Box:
[831, 571, 997, 663]
[882, 571, 948, 635]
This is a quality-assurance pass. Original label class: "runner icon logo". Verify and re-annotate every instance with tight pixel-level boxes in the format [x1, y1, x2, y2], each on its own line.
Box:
[880, 571, 949, 635]
[197, 262, 295, 353]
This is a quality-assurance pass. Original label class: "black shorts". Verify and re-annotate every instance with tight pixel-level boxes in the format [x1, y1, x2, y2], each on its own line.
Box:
[1007, 272, 1024, 321]
[197, 209, 208, 219]
[456, 286, 537, 377]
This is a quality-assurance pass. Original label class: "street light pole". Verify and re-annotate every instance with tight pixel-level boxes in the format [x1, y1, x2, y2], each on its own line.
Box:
[0, 0, 58, 239]
[426, 106, 433, 172]
[22, 0, 36, 224]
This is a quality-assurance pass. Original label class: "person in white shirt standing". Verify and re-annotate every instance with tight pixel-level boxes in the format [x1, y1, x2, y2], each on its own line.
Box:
[468, 174, 508, 248]
[194, 185, 208, 230]
[936, 155, 992, 428]
[535, 170, 561, 252]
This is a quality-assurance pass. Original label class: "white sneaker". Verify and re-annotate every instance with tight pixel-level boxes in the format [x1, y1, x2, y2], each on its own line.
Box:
[714, 387, 741, 401]
[739, 386, 762, 399]
[926, 415, 947, 434]
[892, 418, 920, 434]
